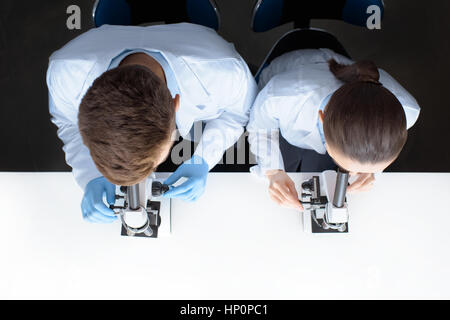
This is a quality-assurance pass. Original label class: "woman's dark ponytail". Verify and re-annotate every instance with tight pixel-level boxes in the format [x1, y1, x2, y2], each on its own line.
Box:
[328, 59, 381, 85]
[323, 59, 407, 165]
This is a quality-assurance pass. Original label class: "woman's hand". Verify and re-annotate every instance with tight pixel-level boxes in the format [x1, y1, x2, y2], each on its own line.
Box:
[347, 172, 375, 193]
[265, 170, 303, 210]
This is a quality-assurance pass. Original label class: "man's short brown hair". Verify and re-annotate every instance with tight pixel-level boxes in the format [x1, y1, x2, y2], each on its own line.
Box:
[79, 65, 175, 186]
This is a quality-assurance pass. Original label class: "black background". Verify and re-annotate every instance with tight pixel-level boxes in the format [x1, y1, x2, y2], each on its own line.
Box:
[1, 0, 449, 172]
[0, 299, 446, 318]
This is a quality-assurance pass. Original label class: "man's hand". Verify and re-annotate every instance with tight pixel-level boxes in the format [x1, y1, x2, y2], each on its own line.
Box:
[163, 155, 209, 202]
[266, 170, 303, 210]
[347, 172, 375, 193]
[81, 176, 118, 223]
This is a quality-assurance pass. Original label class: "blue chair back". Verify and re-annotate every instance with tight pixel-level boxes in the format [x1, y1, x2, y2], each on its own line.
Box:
[186, 0, 220, 30]
[251, 0, 385, 32]
[342, 0, 384, 26]
[252, 0, 284, 33]
[93, 0, 220, 30]
[93, 0, 131, 27]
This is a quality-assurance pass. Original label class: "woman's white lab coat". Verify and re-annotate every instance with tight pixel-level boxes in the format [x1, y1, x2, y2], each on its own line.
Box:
[247, 48, 421, 176]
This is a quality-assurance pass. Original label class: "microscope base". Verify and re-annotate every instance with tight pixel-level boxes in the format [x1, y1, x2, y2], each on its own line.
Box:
[119, 195, 171, 238]
[120, 201, 160, 238]
[303, 210, 349, 233]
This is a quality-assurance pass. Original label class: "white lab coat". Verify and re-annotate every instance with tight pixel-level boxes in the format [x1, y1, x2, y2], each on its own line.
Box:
[47, 23, 257, 189]
[247, 48, 421, 176]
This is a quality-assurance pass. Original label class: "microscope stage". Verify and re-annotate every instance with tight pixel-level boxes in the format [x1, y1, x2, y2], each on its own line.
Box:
[120, 201, 160, 238]
[117, 173, 172, 238]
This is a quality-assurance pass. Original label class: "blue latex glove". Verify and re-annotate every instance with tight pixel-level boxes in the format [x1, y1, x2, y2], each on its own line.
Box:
[163, 155, 209, 201]
[81, 176, 118, 223]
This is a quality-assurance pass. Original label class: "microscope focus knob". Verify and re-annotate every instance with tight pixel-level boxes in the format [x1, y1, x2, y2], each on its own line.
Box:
[302, 179, 314, 191]
[152, 181, 169, 197]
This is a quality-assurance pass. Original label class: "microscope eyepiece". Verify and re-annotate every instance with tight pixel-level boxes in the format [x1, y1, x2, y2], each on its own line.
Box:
[333, 169, 349, 208]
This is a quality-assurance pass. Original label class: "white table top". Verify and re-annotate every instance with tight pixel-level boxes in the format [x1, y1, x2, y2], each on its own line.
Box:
[1, 172, 450, 299]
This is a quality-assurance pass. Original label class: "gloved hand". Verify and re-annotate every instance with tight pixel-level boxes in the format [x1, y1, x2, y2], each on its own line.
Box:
[81, 176, 118, 223]
[163, 155, 209, 201]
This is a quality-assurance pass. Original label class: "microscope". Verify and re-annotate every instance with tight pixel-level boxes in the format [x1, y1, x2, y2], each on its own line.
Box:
[109, 174, 171, 238]
[300, 169, 349, 233]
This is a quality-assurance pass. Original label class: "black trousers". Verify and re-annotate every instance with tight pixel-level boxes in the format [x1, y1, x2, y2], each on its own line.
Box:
[279, 134, 337, 172]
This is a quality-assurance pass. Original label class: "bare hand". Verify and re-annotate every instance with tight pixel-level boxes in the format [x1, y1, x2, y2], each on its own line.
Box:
[347, 172, 375, 193]
[266, 170, 303, 210]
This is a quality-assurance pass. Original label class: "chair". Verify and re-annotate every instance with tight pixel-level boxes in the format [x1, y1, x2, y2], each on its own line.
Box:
[255, 28, 351, 79]
[92, 0, 220, 30]
[251, 0, 384, 31]
[252, 0, 384, 78]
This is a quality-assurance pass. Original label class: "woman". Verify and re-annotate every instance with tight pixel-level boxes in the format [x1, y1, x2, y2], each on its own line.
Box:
[247, 48, 420, 210]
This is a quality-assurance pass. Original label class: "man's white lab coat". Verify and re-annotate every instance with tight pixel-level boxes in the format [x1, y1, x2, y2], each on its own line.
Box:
[247, 48, 421, 176]
[46, 23, 257, 189]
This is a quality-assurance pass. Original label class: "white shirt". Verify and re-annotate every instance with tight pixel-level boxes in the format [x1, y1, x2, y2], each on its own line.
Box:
[247, 48, 421, 176]
[47, 23, 257, 189]
[109, 49, 180, 98]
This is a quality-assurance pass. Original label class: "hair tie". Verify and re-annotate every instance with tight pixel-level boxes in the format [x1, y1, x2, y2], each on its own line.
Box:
[364, 79, 382, 86]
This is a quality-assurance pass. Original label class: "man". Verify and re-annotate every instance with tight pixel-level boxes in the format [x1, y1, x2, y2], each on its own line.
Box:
[47, 23, 256, 223]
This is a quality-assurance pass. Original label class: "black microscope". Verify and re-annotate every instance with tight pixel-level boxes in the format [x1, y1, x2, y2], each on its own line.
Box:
[110, 177, 170, 238]
[300, 169, 349, 233]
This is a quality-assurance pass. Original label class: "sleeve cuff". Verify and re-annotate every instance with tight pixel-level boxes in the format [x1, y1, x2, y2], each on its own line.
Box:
[193, 143, 222, 171]
[75, 171, 103, 191]
[249, 163, 285, 179]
